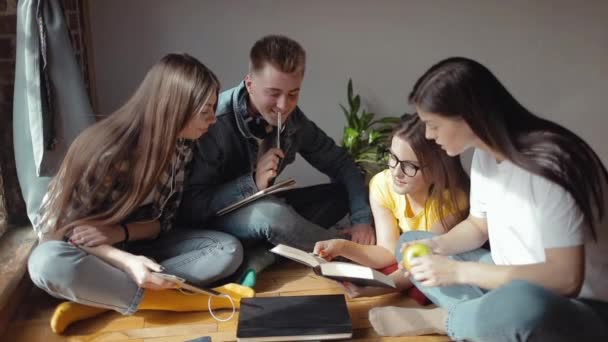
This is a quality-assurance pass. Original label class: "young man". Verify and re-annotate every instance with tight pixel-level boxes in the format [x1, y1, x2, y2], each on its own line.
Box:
[178, 35, 374, 285]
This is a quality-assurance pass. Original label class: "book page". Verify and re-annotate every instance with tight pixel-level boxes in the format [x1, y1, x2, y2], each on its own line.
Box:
[319, 263, 396, 288]
[270, 244, 325, 268]
[261, 178, 296, 196]
[320, 262, 372, 277]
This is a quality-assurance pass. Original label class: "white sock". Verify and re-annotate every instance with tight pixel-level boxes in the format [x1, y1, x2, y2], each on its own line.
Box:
[369, 306, 448, 336]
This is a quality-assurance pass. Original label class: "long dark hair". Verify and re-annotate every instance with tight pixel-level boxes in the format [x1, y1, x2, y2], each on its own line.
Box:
[409, 57, 608, 239]
[39, 53, 220, 237]
[390, 113, 470, 230]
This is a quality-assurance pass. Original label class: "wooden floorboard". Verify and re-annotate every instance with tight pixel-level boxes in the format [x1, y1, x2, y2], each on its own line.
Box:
[4, 262, 450, 341]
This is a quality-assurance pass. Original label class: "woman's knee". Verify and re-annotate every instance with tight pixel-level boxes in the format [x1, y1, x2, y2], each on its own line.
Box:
[394, 231, 436, 259]
[28, 241, 83, 292]
[491, 280, 555, 332]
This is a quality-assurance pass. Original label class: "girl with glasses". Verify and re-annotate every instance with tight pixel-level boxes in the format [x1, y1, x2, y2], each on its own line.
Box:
[313, 113, 469, 298]
[27, 54, 253, 334]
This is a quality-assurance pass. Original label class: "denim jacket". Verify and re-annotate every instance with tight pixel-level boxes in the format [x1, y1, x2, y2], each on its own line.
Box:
[178, 82, 372, 225]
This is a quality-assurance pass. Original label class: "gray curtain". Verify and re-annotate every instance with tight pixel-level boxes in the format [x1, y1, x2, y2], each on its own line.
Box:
[13, 0, 95, 224]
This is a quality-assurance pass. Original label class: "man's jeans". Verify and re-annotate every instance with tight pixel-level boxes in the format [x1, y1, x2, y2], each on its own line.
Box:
[212, 183, 349, 251]
[28, 229, 243, 315]
[209, 183, 349, 278]
[397, 231, 608, 341]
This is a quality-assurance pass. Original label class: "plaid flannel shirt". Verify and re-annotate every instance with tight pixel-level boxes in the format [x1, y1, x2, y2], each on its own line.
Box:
[34, 139, 194, 241]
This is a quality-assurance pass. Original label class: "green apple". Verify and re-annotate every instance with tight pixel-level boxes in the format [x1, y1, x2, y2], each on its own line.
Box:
[402, 243, 432, 271]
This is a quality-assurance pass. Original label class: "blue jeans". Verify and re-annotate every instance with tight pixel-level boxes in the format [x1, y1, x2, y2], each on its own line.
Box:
[28, 229, 243, 315]
[211, 183, 348, 251]
[397, 231, 608, 341]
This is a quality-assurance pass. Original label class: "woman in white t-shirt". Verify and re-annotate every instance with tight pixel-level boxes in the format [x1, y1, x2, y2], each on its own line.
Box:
[368, 57, 608, 341]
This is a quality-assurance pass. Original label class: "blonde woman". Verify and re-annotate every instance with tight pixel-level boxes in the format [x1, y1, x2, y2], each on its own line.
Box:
[314, 114, 469, 298]
[27, 54, 252, 334]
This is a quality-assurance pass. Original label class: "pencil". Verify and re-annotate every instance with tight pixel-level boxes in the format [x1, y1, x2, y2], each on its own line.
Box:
[277, 111, 282, 150]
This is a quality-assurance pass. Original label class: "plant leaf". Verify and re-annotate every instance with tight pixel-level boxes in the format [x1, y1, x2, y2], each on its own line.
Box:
[347, 79, 354, 108]
[368, 130, 381, 145]
[352, 95, 361, 128]
[343, 127, 359, 150]
[340, 103, 355, 128]
[370, 116, 401, 126]
[358, 146, 376, 155]
[361, 111, 375, 129]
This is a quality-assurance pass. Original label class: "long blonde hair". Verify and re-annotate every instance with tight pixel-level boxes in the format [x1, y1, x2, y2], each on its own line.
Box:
[40, 53, 219, 236]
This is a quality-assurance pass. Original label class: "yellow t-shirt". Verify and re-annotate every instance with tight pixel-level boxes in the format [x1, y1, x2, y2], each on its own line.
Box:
[369, 169, 468, 232]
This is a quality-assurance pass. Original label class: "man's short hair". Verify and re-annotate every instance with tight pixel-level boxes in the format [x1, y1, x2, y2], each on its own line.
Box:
[249, 35, 306, 75]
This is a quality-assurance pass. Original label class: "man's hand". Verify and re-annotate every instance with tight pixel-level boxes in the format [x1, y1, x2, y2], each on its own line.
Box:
[342, 223, 375, 245]
[255, 148, 285, 190]
[70, 224, 125, 247]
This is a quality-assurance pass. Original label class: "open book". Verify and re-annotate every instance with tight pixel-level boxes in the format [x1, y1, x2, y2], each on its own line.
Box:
[270, 244, 396, 289]
[216, 178, 297, 216]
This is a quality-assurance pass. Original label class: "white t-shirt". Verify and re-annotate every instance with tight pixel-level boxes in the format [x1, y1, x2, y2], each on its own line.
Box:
[469, 148, 608, 302]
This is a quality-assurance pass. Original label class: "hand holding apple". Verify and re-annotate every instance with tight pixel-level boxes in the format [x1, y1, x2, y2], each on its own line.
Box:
[401, 243, 432, 271]
[408, 254, 462, 287]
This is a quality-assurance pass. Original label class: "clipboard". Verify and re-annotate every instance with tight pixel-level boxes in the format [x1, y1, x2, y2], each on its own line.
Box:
[216, 178, 297, 216]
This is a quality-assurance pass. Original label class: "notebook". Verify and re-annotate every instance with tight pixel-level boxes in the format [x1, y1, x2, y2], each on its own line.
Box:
[270, 244, 396, 288]
[236, 294, 353, 341]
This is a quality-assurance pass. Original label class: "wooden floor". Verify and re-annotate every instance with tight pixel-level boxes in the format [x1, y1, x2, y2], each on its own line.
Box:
[4, 262, 450, 341]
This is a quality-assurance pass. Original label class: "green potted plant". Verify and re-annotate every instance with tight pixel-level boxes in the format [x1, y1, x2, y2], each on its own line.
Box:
[340, 79, 400, 181]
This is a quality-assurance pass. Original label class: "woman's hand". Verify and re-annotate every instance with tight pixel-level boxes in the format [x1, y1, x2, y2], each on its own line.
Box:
[70, 224, 125, 247]
[398, 237, 442, 257]
[313, 239, 350, 261]
[122, 254, 176, 290]
[404, 254, 463, 287]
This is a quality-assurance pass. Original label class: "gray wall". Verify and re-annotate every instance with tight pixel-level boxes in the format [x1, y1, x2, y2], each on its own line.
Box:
[89, 0, 608, 186]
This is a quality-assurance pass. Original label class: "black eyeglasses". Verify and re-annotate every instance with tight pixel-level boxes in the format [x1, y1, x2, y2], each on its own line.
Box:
[383, 149, 423, 177]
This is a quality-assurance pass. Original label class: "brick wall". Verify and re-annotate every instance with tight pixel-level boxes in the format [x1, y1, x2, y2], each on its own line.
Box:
[0, 0, 92, 227]
[0, 0, 20, 228]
